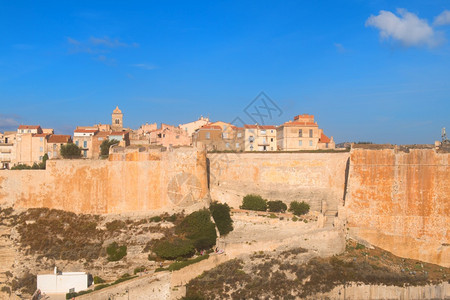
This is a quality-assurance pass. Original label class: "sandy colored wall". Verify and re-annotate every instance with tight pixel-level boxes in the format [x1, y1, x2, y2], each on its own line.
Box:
[345, 148, 450, 267]
[0, 148, 208, 214]
[208, 152, 349, 212]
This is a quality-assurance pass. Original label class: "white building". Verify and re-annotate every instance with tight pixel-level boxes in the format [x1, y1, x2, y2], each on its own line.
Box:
[37, 268, 90, 294]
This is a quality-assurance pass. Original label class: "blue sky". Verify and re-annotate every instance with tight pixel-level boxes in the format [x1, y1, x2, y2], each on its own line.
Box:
[1, 0, 449, 144]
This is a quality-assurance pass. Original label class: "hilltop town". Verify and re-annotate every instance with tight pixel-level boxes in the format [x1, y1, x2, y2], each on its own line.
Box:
[0, 107, 336, 169]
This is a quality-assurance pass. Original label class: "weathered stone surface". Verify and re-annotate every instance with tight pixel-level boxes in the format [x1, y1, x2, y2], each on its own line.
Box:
[208, 152, 349, 212]
[346, 148, 450, 267]
[0, 147, 208, 214]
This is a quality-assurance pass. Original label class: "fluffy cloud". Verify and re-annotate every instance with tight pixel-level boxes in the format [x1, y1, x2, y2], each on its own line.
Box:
[434, 10, 450, 26]
[366, 9, 440, 47]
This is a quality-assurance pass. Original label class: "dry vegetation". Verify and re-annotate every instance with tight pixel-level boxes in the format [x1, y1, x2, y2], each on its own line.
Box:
[185, 241, 450, 299]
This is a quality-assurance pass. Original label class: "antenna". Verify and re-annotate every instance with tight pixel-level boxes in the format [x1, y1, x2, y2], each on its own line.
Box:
[442, 127, 449, 144]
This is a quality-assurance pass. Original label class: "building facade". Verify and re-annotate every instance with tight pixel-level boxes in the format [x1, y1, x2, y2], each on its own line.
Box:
[244, 125, 277, 151]
[111, 106, 123, 131]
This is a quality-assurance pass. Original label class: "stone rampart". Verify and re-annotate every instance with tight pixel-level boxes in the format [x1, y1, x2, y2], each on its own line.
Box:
[345, 147, 450, 267]
[208, 152, 349, 212]
[0, 147, 208, 214]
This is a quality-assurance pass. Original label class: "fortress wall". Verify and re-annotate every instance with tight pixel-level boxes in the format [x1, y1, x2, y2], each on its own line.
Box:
[208, 152, 349, 211]
[345, 148, 450, 267]
[0, 148, 208, 214]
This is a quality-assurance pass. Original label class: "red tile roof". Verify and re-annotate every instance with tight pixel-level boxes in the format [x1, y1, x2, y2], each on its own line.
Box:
[48, 135, 72, 143]
[33, 133, 49, 138]
[18, 125, 41, 129]
[199, 125, 222, 130]
[319, 133, 331, 143]
[110, 131, 128, 136]
[244, 124, 276, 130]
[74, 129, 98, 133]
[282, 121, 318, 127]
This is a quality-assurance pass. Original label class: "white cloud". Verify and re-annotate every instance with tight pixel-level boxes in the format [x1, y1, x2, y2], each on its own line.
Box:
[366, 9, 441, 47]
[0, 114, 20, 131]
[434, 10, 450, 26]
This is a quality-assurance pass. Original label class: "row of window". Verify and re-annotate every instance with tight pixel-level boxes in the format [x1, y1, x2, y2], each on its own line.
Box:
[75, 141, 88, 148]
[299, 140, 313, 146]
[298, 129, 314, 138]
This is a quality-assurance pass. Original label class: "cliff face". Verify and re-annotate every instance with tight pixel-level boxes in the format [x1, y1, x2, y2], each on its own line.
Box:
[346, 148, 450, 267]
[0, 147, 208, 214]
[208, 152, 349, 212]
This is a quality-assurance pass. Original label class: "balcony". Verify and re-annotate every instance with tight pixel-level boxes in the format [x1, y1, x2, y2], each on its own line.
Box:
[0, 149, 11, 153]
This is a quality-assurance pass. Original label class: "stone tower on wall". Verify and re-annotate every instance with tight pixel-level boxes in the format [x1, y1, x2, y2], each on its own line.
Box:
[111, 106, 123, 131]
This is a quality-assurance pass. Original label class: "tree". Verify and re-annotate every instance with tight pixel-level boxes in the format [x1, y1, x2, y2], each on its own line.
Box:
[289, 201, 310, 216]
[176, 209, 217, 251]
[106, 242, 127, 261]
[100, 139, 119, 157]
[267, 200, 287, 213]
[60, 143, 82, 159]
[209, 201, 233, 236]
[240, 194, 267, 211]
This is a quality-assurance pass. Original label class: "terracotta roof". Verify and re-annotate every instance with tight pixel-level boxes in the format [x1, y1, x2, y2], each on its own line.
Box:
[48, 135, 72, 143]
[319, 133, 331, 143]
[113, 106, 122, 114]
[74, 129, 98, 133]
[244, 124, 277, 130]
[110, 131, 127, 136]
[33, 133, 49, 138]
[18, 125, 40, 129]
[94, 131, 111, 137]
[199, 125, 222, 130]
[294, 114, 314, 120]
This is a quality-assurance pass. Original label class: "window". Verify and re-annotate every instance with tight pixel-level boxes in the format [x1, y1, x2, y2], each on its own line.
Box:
[222, 132, 228, 139]
[28, 130, 31, 133]
[39, 156, 43, 161]
[53, 144, 57, 150]
[260, 130, 266, 135]
[326, 143, 329, 148]
[206, 132, 210, 139]
[226, 143, 230, 148]
[309, 129, 313, 137]
[83, 141, 87, 148]
[271, 147, 273, 150]
[271, 130, 274, 133]
[53, 151, 57, 157]
[99, 137, 104, 141]
[176, 135, 179, 139]
[298, 129, 302, 137]
[40, 137, 43, 142]
[75, 141, 79, 146]
[115, 119, 120, 124]
[40, 147, 43, 152]
[249, 136, 254, 142]
[271, 138, 273, 142]
[263, 138, 267, 144]
[309, 140, 313, 146]
[237, 132, 242, 138]
[236, 142, 240, 148]
[299, 140, 302, 146]
[83, 150, 87, 158]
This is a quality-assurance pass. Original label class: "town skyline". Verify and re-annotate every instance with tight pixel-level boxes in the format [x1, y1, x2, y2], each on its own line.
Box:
[1, 1, 450, 144]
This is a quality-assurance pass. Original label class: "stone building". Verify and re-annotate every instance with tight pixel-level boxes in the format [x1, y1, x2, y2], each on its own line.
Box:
[149, 124, 191, 148]
[276, 114, 334, 151]
[73, 128, 98, 158]
[179, 116, 210, 137]
[47, 135, 73, 159]
[111, 106, 123, 131]
[244, 125, 277, 151]
[193, 121, 244, 151]
[0, 131, 16, 169]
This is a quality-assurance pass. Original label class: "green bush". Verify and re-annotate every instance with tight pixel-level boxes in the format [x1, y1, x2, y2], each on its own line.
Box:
[149, 216, 162, 222]
[289, 201, 310, 216]
[176, 209, 217, 251]
[292, 216, 298, 222]
[93, 276, 105, 284]
[113, 275, 136, 285]
[60, 143, 82, 159]
[168, 254, 210, 271]
[240, 194, 267, 211]
[94, 284, 110, 291]
[134, 266, 146, 274]
[153, 238, 195, 260]
[209, 201, 233, 235]
[106, 220, 127, 231]
[268, 213, 277, 219]
[163, 214, 177, 222]
[100, 139, 119, 157]
[106, 242, 127, 261]
[267, 200, 287, 213]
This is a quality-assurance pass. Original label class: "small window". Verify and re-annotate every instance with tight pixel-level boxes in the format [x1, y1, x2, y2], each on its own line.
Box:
[236, 142, 240, 148]
[309, 140, 313, 146]
[237, 132, 242, 138]
[260, 130, 266, 135]
[326, 143, 329, 148]
[299, 140, 302, 146]
[40, 137, 43, 142]
[115, 119, 120, 124]
[226, 143, 230, 148]
[176, 135, 179, 139]
[271, 130, 274, 133]
[271, 138, 273, 142]
[99, 137, 104, 141]
[249, 136, 254, 142]
[28, 130, 31, 133]
[39, 156, 43, 161]
[40, 147, 43, 152]
[309, 129, 313, 137]
[222, 132, 228, 139]
[75, 141, 79, 146]
[206, 132, 210, 140]
[298, 129, 302, 137]
[83, 141, 87, 148]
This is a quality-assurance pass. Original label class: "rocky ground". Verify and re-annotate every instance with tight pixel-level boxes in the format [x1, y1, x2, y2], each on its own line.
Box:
[185, 240, 450, 299]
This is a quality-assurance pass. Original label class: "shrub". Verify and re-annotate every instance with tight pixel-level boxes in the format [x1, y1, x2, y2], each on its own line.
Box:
[267, 200, 287, 213]
[176, 209, 217, 251]
[153, 238, 195, 260]
[106, 242, 127, 261]
[289, 201, 310, 216]
[106, 220, 127, 232]
[163, 214, 177, 222]
[168, 254, 210, 271]
[134, 266, 146, 274]
[268, 213, 277, 219]
[100, 139, 119, 157]
[93, 276, 105, 284]
[60, 143, 82, 159]
[149, 216, 162, 223]
[94, 284, 109, 291]
[356, 243, 366, 250]
[209, 201, 233, 235]
[240, 194, 267, 211]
